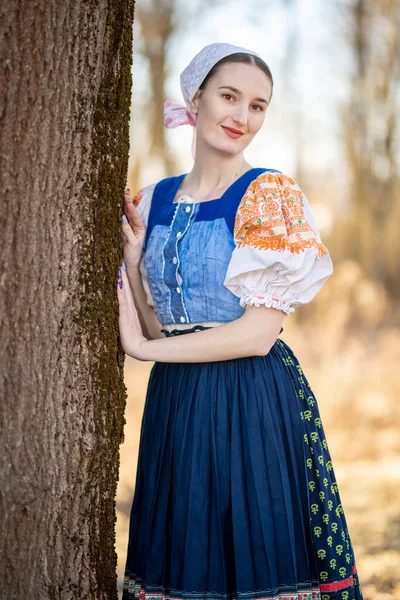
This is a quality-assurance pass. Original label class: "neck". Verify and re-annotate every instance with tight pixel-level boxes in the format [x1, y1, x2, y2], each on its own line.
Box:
[183, 141, 252, 196]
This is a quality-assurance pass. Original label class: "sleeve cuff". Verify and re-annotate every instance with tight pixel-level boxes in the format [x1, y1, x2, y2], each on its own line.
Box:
[239, 292, 295, 315]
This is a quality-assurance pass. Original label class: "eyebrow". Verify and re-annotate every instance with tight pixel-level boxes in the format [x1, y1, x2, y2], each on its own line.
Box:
[218, 85, 270, 105]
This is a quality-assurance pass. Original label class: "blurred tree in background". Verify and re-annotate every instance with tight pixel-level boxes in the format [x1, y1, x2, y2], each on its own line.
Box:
[341, 0, 400, 300]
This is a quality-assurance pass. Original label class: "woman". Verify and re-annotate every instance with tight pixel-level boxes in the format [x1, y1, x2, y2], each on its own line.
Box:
[117, 42, 363, 600]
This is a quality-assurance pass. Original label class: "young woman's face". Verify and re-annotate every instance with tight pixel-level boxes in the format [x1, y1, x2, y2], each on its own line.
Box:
[190, 61, 272, 156]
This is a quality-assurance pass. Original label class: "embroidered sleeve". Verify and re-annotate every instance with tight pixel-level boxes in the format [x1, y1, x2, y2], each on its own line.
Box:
[131, 183, 156, 307]
[223, 172, 333, 316]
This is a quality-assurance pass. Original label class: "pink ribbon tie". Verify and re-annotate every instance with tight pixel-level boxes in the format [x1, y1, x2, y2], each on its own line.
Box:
[164, 100, 196, 128]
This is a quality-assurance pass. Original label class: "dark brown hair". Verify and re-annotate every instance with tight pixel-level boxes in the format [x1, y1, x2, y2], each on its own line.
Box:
[197, 52, 274, 103]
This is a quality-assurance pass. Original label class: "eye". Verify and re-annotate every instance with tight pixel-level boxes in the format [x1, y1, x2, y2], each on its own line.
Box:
[222, 93, 235, 101]
[252, 104, 264, 112]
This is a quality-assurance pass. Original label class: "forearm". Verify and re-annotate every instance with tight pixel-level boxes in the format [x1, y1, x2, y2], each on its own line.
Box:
[126, 265, 164, 340]
[134, 306, 285, 363]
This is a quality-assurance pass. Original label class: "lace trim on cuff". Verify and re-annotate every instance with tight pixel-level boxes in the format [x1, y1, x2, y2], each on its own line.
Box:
[239, 292, 295, 315]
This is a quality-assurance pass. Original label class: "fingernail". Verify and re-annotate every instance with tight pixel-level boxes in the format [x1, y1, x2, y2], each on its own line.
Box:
[122, 215, 128, 224]
[118, 268, 121, 278]
[122, 261, 126, 271]
[119, 279, 123, 289]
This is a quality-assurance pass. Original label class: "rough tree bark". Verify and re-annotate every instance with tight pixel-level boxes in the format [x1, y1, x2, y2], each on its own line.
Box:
[0, 1, 134, 598]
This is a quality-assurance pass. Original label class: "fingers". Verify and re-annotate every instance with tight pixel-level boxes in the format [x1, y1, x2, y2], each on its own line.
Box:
[121, 214, 138, 246]
[117, 263, 134, 355]
[117, 264, 129, 316]
[124, 188, 144, 229]
[124, 189, 136, 212]
[117, 262, 136, 312]
[117, 265, 124, 303]
[122, 265, 136, 310]
[125, 203, 144, 229]
[124, 188, 133, 203]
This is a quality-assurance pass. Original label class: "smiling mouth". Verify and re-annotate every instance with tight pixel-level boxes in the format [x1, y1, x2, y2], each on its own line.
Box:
[221, 125, 244, 135]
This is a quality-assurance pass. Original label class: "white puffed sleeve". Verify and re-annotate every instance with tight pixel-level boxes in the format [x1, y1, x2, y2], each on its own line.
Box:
[223, 172, 333, 316]
[131, 183, 156, 308]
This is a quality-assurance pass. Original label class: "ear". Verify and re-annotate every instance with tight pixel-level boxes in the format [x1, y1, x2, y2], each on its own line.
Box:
[190, 90, 201, 114]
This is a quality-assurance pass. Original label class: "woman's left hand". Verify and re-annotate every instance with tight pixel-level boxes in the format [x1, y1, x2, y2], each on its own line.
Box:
[117, 263, 148, 359]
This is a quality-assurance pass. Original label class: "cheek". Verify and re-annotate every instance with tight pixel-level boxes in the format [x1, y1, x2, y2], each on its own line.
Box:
[248, 115, 265, 137]
[197, 119, 217, 142]
[202, 97, 231, 126]
[197, 111, 223, 141]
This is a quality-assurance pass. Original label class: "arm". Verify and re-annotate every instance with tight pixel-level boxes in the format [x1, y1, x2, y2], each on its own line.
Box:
[135, 305, 285, 363]
[122, 185, 164, 340]
[126, 264, 165, 340]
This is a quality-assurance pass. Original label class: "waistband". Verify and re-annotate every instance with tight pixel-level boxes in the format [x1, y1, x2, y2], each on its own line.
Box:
[161, 324, 215, 337]
[161, 321, 223, 333]
[161, 324, 284, 337]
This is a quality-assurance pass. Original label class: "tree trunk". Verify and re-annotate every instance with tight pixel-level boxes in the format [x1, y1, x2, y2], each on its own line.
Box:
[0, 1, 134, 598]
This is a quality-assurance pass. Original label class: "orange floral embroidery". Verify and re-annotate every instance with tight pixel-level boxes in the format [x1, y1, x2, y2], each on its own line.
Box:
[234, 173, 328, 258]
[132, 189, 143, 206]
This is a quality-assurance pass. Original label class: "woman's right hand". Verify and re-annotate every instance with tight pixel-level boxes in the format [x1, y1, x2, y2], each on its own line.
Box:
[122, 189, 146, 271]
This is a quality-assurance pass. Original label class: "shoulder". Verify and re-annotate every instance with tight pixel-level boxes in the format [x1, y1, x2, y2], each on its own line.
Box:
[241, 169, 303, 201]
[236, 170, 306, 223]
[235, 170, 300, 229]
[235, 170, 328, 258]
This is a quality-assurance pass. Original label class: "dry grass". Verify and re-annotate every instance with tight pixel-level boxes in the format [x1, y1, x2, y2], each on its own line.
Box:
[116, 260, 400, 599]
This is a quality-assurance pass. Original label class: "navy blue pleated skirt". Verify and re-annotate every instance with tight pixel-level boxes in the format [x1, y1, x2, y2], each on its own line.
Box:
[123, 328, 363, 600]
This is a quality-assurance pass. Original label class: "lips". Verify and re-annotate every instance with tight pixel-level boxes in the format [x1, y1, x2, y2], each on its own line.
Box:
[221, 125, 244, 139]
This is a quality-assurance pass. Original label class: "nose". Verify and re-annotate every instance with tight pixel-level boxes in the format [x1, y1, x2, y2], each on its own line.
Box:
[231, 102, 248, 126]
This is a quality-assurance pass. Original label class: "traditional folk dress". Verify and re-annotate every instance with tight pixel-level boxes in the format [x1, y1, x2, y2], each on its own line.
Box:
[122, 168, 364, 600]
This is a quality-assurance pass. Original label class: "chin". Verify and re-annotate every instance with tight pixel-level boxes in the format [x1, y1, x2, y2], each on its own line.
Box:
[200, 130, 246, 155]
[210, 137, 246, 155]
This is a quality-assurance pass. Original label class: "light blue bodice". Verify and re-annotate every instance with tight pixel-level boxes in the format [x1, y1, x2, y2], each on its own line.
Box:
[143, 168, 280, 326]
